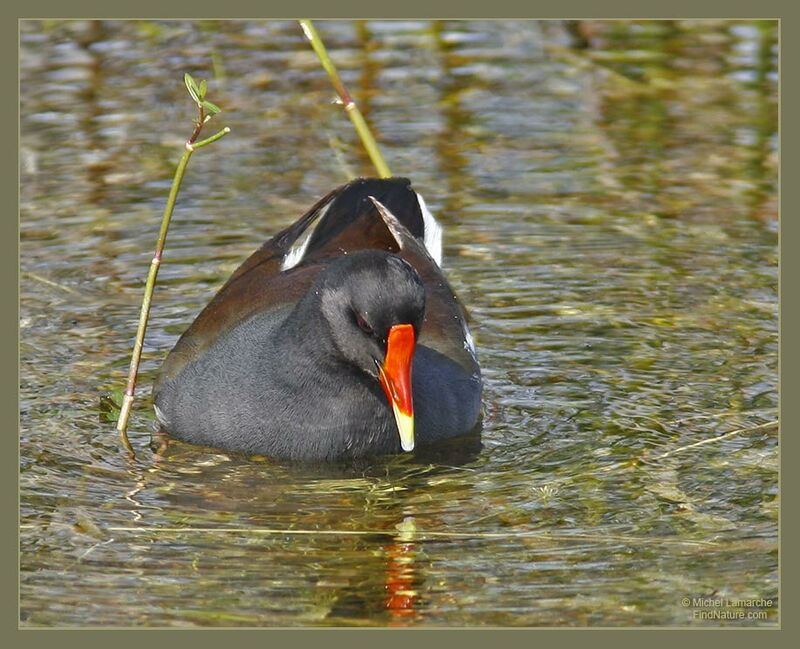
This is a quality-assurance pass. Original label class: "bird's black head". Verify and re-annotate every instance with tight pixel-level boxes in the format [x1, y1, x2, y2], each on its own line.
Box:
[317, 250, 425, 373]
[313, 250, 425, 451]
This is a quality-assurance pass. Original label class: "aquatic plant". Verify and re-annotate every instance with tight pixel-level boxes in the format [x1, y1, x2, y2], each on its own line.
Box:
[116, 74, 230, 454]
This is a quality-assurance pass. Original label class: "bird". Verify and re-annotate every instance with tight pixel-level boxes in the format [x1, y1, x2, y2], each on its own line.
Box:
[152, 177, 482, 462]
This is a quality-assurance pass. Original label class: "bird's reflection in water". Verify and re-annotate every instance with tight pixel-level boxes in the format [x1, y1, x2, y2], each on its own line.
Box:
[143, 429, 483, 626]
[383, 517, 420, 624]
[325, 515, 426, 626]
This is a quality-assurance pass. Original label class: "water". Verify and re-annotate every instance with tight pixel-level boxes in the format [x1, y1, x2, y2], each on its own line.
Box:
[20, 19, 778, 627]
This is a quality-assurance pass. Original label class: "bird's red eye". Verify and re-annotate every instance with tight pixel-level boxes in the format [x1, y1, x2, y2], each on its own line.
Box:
[356, 313, 374, 335]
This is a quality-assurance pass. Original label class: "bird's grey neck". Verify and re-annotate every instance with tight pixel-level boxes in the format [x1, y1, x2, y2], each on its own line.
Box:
[274, 291, 346, 376]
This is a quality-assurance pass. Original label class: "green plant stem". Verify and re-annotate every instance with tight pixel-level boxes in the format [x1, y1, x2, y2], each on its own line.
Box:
[299, 19, 392, 179]
[116, 127, 231, 457]
[191, 126, 231, 150]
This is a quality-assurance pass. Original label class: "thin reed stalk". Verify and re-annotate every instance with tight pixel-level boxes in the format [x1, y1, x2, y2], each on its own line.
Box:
[649, 419, 778, 461]
[116, 75, 229, 457]
[299, 19, 392, 178]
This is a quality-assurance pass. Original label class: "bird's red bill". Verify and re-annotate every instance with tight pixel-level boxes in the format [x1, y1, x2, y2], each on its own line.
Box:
[379, 323, 416, 451]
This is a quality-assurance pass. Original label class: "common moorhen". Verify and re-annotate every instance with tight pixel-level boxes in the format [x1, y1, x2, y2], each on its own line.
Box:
[153, 178, 482, 461]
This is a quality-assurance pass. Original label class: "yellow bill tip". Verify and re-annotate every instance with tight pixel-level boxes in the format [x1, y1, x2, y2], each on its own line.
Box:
[392, 404, 415, 452]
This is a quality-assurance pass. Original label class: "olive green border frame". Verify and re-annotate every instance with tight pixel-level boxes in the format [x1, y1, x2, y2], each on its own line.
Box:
[5, 0, 791, 646]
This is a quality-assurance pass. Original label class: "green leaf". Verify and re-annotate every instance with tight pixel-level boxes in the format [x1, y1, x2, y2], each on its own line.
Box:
[184, 73, 199, 93]
[198, 79, 207, 99]
[184, 73, 200, 104]
[201, 100, 221, 115]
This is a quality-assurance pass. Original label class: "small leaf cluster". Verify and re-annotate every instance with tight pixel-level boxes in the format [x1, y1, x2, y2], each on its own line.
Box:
[184, 73, 221, 122]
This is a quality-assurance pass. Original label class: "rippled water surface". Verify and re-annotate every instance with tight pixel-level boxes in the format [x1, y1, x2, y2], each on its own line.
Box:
[20, 20, 778, 627]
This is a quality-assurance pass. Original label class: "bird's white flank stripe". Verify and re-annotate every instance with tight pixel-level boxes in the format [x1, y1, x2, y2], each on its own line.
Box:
[368, 197, 406, 250]
[463, 322, 477, 359]
[415, 192, 443, 267]
[281, 201, 331, 271]
[154, 403, 170, 428]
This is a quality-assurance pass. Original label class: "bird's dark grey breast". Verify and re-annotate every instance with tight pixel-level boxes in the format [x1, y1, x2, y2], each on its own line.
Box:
[154, 308, 482, 461]
[154, 307, 397, 461]
[411, 345, 482, 445]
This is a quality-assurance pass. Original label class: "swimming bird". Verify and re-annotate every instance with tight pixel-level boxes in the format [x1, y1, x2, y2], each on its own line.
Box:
[153, 177, 481, 461]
